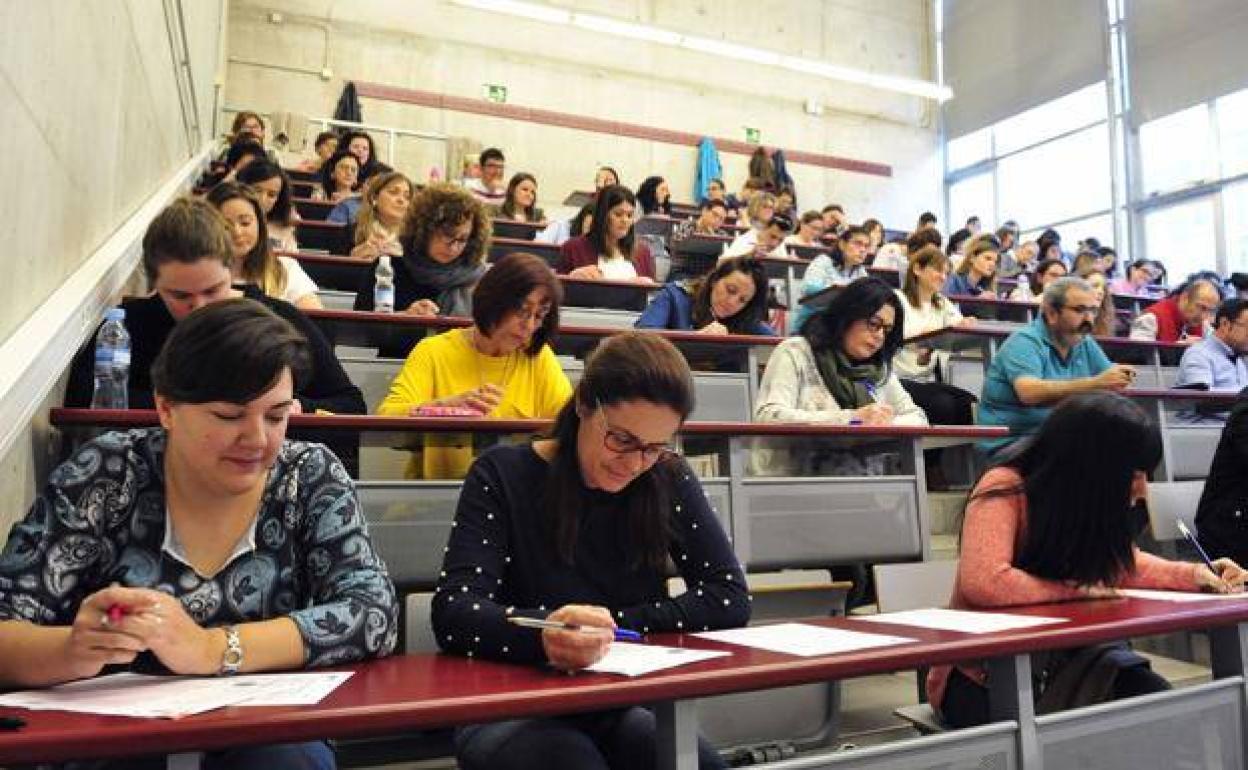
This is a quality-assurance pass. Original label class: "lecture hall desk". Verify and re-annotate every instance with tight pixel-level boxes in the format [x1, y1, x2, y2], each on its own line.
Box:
[4, 596, 1248, 769]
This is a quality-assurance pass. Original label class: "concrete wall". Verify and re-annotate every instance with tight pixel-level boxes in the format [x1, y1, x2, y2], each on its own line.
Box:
[0, 0, 224, 531]
[224, 0, 940, 228]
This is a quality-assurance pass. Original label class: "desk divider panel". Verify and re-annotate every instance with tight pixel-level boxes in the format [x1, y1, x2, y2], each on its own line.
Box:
[1034, 679, 1243, 770]
[754, 722, 1018, 769]
[356, 481, 462, 590]
[1167, 426, 1223, 480]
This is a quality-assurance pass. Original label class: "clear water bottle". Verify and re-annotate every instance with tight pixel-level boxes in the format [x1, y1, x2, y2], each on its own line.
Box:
[374, 255, 395, 313]
[91, 307, 131, 410]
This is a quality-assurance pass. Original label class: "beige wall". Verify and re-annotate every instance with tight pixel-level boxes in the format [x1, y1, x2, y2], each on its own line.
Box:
[0, 0, 224, 531]
[224, 0, 940, 227]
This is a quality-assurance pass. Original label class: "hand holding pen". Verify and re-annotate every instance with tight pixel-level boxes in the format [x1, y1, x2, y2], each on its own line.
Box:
[1177, 520, 1248, 593]
[515, 604, 634, 671]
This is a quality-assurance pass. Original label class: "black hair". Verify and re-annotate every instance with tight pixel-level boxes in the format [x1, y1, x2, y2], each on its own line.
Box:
[689, 257, 769, 333]
[906, 227, 943, 252]
[768, 212, 794, 234]
[946, 227, 972, 257]
[151, 298, 310, 405]
[1028, 258, 1068, 295]
[225, 139, 267, 170]
[636, 176, 671, 216]
[969, 392, 1162, 586]
[314, 131, 337, 150]
[340, 131, 385, 178]
[1217, 297, 1248, 326]
[570, 202, 595, 237]
[701, 198, 727, 212]
[918, 211, 938, 226]
[480, 147, 506, 166]
[235, 159, 295, 226]
[832, 225, 868, 269]
[801, 277, 905, 365]
[587, 185, 638, 259]
[319, 149, 361, 196]
[543, 332, 695, 569]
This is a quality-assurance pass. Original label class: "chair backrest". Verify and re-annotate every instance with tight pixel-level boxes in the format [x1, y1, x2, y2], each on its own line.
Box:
[405, 593, 438, 653]
[873, 560, 959, 614]
[1147, 480, 1206, 542]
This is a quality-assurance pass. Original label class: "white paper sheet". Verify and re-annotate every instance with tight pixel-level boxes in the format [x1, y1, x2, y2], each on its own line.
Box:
[1118, 588, 1248, 603]
[585, 643, 731, 677]
[0, 671, 353, 718]
[854, 607, 1067, 634]
[693, 622, 915, 657]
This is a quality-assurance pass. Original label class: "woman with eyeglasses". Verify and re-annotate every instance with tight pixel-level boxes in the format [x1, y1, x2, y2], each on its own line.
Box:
[433, 331, 748, 770]
[377, 253, 573, 479]
[756, 276, 927, 427]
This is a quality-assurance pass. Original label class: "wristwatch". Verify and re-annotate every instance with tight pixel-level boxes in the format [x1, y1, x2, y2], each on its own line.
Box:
[220, 625, 243, 676]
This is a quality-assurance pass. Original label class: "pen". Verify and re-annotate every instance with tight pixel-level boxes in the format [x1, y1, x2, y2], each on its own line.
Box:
[1176, 520, 1234, 590]
[507, 616, 643, 642]
[105, 604, 128, 624]
[863, 381, 879, 402]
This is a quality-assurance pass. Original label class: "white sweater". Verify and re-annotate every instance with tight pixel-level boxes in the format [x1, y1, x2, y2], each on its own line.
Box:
[893, 289, 963, 382]
[754, 336, 928, 425]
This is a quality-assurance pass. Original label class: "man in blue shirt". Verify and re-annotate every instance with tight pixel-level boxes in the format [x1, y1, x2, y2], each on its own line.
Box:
[978, 276, 1136, 453]
[1175, 298, 1248, 422]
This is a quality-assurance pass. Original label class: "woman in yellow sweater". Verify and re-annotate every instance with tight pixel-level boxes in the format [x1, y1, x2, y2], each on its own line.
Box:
[378, 252, 573, 478]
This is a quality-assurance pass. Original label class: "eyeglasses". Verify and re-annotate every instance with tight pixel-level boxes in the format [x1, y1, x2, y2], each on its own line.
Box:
[513, 304, 550, 324]
[864, 317, 895, 336]
[437, 229, 471, 248]
[595, 401, 674, 463]
[1061, 304, 1100, 316]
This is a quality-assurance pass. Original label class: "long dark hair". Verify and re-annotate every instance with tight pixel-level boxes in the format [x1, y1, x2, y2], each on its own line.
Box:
[636, 176, 671, 216]
[801, 277, 905, 365]
[970, 392, 1162, 586]
[689, 257, 768, 333]
[319, 149, 360, 196]
[587, 185, 638, 260]
[543, 332, 695, 570]
[236, 159, 295, 227]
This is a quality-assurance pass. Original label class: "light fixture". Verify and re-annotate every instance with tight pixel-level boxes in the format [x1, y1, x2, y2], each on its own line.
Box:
[449, 0, 953, 102]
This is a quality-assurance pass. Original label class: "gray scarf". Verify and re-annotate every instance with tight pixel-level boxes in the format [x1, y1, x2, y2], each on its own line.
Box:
[404, 252, 486, 317]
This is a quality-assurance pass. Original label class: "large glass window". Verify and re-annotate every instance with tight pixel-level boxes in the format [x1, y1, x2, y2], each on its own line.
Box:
[1143, 198, 1217, 282]
[997, 124, 1111, 229]
[1139, 104, 1214, 195]
[947, 127, 992, 172]
[1223, 181, 1248, 273]
[993, 83, 1107, 156]
[947, 172, 994, 231]
[1216, 88, 1248, 179]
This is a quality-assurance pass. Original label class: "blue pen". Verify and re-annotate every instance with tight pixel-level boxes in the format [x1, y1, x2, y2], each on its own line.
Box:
[1176, 520, 1220, 577]
[507, 616, 643, 641]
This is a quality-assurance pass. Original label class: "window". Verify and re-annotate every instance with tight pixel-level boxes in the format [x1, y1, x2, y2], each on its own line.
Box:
[993, 83, 1107, 156]
[947, 172, 994, 232]
[1223, 181, 1248, 273]
[1143, 198, 1217, 282]
[997, 124, 1111, 229]
[1216, 88, 1248, 179]
[947, 128, 992, 172]
[1139, 104, 1214, 195]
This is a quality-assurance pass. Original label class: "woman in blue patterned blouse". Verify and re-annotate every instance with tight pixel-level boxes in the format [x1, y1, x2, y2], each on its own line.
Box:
[0, 299, 398, 770]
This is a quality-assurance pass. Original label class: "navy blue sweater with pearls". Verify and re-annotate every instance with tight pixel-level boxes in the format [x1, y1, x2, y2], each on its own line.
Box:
[432, 443, 749, 664]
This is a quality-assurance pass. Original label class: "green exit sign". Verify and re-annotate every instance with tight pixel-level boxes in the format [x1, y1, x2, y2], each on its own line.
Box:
[482, 84, 508, 104]
[744, 127, 761, 144]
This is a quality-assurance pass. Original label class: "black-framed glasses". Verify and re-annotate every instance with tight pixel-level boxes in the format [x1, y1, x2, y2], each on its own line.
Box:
[1061, 304, 1100, 316]
[595, 400, 674, 463]
[864, 316, 895, 336]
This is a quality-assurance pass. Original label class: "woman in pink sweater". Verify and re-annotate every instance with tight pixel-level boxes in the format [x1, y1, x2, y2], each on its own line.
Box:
[929, 392, 1247, 728]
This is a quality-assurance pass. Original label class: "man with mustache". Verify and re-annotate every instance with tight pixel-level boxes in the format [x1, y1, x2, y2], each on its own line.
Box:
[977, 276, 1135, 455]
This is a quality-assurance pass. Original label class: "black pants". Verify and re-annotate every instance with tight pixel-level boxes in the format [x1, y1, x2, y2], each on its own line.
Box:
[941, 661, 1171, 729]
[455, 707, 725, 770]
[899, 379, 976, 425]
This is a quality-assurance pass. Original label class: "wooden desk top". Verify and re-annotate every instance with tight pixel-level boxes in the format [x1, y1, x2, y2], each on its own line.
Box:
[48, 410, 1010, 443]
[907, 322, 1190, 352]
[5, 596, 1248, 764]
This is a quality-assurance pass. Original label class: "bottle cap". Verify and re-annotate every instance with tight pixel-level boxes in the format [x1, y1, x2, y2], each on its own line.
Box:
[104, 307, 126, 321]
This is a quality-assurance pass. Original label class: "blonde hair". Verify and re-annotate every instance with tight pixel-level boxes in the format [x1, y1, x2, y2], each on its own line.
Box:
[354, 172, 413, 246]
[205, 182, 286, 299]
[746, 192, 777, 226]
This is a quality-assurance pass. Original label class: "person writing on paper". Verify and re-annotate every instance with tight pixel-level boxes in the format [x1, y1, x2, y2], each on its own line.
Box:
[929, 392, 1246, 728]
[557, 185, 656, 283]
[0, 299, 397, 768]
[977, 277, 1134, 456]
[635, 256, 774, 336]
[432, 332, 747, 770]
[790, 225, 872, 332]
[377, 253, 573, 479]
[756, 277, 927, 427]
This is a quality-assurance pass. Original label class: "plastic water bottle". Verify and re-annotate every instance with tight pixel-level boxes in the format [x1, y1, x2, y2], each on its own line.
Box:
[374, 256, 395, 313]
[91, 308, 131, 410]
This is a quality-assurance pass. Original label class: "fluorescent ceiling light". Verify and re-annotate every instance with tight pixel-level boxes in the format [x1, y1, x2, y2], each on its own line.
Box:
[449, 0, 952, 101]
[571, 14, 682, 46]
